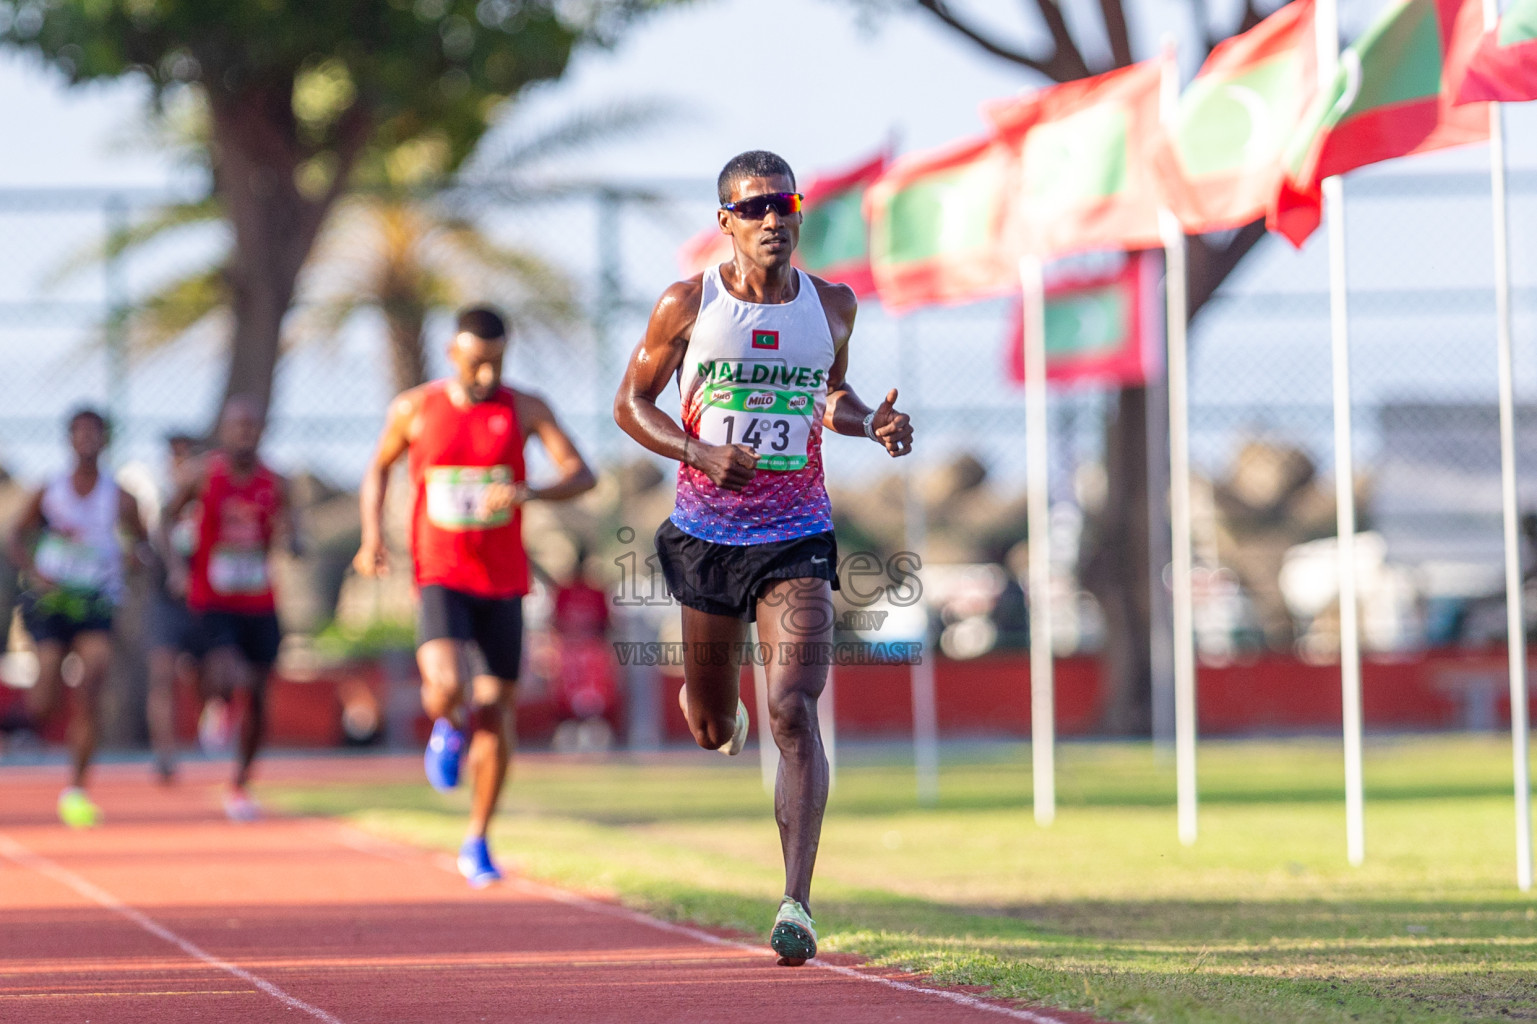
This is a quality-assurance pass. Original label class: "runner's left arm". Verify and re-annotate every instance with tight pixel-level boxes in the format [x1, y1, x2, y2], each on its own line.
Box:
[503, 392, 596, 506]
[817, 280, 914, 457]
[116, 486, 154, 570]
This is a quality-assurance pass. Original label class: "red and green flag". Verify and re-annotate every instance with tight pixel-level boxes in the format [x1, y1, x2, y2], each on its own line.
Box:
[985, 59, 1166, 258]
[1005, 253, 1161, 388]
[1271, 0, 1489, 246]
[676, 223, 732, 277]
[1455, 0, 1537, 102]
[794, 151, 889, 296]
[864, 133, 1018, 313]
[1152, 0, 1318, 233]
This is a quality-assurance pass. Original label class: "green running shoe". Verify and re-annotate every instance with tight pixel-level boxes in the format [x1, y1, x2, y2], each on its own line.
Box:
[770, 896, 817, 966]
[57, 787, 100, 829]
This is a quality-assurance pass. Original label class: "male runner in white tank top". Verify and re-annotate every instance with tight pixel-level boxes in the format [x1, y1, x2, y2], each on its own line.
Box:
[615, 150, 914, 965]
[6, 408, 148, 827]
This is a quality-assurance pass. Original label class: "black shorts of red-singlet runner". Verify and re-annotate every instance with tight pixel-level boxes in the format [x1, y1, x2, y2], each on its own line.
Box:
[417, 585, 525, 680]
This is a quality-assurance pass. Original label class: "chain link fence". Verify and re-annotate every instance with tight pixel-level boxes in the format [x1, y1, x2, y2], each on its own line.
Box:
[1, 167, 1534, 662]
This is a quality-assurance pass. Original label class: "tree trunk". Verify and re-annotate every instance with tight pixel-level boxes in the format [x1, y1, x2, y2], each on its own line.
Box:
[1080, 385, 1154, 734]
[1088, 225, 1269, 732]
[385, 305, 428, 395]
[206, 81, 369, 423]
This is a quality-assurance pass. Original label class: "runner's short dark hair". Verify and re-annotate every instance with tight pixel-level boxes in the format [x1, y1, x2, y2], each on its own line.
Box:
[68, 406, 107, 433]
[457, 305, 508, 341]
[717, 151, 797, 205]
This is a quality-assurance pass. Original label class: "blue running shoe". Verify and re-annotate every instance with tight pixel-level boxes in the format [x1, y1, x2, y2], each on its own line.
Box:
[457, 836, 503, 888]
[424, 718, 464, 792]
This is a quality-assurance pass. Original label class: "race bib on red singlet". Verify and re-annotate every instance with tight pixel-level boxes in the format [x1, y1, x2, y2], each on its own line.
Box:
[208, 544, 270, 595]
[425, 466, 513, 530]
[694, 387, 813, 472]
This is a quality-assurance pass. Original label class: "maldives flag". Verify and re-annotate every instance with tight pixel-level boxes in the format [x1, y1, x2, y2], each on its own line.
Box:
[1152, 0, 1318, 233]
[864, 133, 1018, 313]
[676, 225, 731, 276]
[1456, 0, 1537, 102]
[1005, 253, 1161, 388]
[794, 150, 889, 296]
[1271, 0, 1489, 246]
[985, 59, 1165, 258]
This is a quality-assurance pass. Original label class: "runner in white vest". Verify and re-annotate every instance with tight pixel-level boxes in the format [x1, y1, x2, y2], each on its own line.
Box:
[615, 151, 914, 965]
[6, 408, 147, 827]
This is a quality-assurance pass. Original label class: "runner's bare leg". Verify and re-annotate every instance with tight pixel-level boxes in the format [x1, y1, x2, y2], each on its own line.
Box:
[465, 675, 515, 838]
[69, 631, 111, 789]
[679, 607, 746, 750]
[146, 646, 179, 774]
[27, 640, 66, 724]
[755, 577, 833, 913]
[235, 669, 269, 789]
[416, 638, 465, 723]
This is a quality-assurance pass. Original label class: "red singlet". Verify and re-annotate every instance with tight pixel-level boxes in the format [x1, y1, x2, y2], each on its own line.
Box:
[409, 381, 530, 598]
[187, 453, 283, 614]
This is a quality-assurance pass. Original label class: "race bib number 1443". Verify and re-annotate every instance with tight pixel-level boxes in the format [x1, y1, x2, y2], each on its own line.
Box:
[695, 387, 813, 471]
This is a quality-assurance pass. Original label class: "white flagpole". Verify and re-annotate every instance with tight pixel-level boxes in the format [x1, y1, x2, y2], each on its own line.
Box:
[1316, 0, 1365, 868]
[1021, 254, 1056, 827]
[906, 481, 941, 806]
[1160, 42, 1199, 847]
[897, 320, 941, 806]
[1483, 0, 1534, 892]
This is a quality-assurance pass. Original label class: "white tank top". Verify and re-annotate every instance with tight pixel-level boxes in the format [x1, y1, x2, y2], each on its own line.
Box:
[671, 265, 836, 544]
[35, 472, 123, 599]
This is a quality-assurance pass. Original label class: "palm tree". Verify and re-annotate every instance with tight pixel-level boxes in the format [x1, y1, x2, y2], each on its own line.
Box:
[87, 98, 671, 397]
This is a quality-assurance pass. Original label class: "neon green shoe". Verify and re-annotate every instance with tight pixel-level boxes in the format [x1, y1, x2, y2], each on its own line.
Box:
[57, 787, 101, 829]
[770, 896, 817, 966]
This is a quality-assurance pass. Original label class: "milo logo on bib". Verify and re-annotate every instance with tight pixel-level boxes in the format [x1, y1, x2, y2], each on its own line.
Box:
[426, 466, 513, 530]
[695, 388, 814, 472]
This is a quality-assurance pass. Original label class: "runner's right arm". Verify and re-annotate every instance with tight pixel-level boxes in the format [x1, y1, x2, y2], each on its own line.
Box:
[5, 488, 49, 586]
[613, 278, 759, 492]
[353, 389, 422, 578]
[158, 461, 208, 597]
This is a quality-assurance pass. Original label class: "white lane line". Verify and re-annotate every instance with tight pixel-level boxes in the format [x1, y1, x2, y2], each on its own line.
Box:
[323, 822, 1081, 1024]
[0, 832, 346, 1024]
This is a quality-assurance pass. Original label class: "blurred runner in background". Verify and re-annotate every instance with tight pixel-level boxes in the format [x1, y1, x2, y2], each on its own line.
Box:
[144, 431, 206, 784]
[6, 407, 148, 827]
[162, 396, 300, 822]
[354, 306, 595, 888]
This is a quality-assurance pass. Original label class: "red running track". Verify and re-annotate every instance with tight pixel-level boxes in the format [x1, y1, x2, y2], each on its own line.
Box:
[0, 757, 1103, 1024]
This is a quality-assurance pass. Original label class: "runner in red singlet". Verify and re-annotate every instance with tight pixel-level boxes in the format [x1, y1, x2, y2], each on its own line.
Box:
[353, 306, 596, 887]
[162, 395, 300, 822]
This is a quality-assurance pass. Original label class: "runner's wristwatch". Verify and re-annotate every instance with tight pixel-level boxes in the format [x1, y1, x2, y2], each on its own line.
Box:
[862, 411, 878, 441]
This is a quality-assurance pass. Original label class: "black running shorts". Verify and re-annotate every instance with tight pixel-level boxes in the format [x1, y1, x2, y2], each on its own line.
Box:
[417, 585, 524, 680]
[20, 588, 113, 647]
[149, 590, 208, 657]
[199, 610, 282, 670]
[653, 520, 839, 622]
